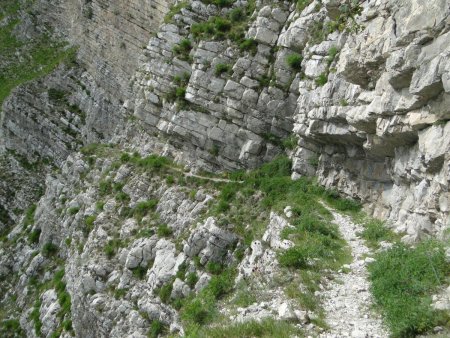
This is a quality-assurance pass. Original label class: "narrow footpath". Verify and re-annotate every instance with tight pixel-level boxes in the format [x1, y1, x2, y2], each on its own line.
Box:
[318, 207, 389, 338]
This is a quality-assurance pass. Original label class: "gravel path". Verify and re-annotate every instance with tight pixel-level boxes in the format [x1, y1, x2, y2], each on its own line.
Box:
[318, 207, 389, 338]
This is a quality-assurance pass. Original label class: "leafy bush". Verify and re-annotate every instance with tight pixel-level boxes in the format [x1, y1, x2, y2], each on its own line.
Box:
[315, 72, 328, 86]
[286, 53, 303, 71]
[182, 295, 215, 325]
[368, 241, 450, 337]
[98, 179, 112, 196]
[207, 269, 234, 299]
[67, 207, 80, 215]
[297, 0, 313, 12]
[0, 319, 23, 336]
[104, 239, 122, 259]
[42, 242, 58, 257]
[24, 204, 37, 227]
[157, 224, 173, 237]
[196, 318, 302, 337]
[206, 262, 223, 275]
[359, 219, 397, 248]
[28, 229, 41, 244]
[84, 215, 96, 234]
[239, 38, 258, 54]
[159, 282, 173, 303]
[323, 190, 361, 212]
[229, 7, 244, 22]
[282, 135, 298, 150]
[186, 272, 199, 288]
[131, 265, 148, 279]
[148, 320, 167, 338]
[214, 63, 231, 76]
[173, 39, 192, 61]
[134, 199, 158, 219]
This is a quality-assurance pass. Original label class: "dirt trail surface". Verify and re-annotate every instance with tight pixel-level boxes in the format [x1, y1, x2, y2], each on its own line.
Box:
[318, 207, 389, 338]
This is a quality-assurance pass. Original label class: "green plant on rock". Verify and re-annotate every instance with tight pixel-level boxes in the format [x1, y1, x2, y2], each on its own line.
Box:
[172, 39, 193, 61]
[286, 53, 303, 71]
[148, 320, 167, 338]
[157, 224, 173, 237]
[369, 240, 450, 337]
[239, 38, 258, 55]
[24, 204, 37, 227]
[134, 199, 158, 220]
[315, 72, 328, 86]
[296, 0, 314, 12]
[28, 228, 41, 244]
[214, 63, 231, 76]
[84, 215, 96, 234]
[0, 319, 24, 336]
[327, 46, 339, 65]
[164, 1, 189, 23]
[42, 242, 58, 257]
[229, 7, 245, 22]
[104, 238, 123, 259]
[186, 272, 199, 288]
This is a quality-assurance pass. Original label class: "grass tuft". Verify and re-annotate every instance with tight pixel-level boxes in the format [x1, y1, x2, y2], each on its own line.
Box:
[368, 240, 450, 337]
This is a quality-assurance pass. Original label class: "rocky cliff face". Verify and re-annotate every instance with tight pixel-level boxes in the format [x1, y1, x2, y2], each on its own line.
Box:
[0, 0, 449, 336]
[2, 0, 448, 239]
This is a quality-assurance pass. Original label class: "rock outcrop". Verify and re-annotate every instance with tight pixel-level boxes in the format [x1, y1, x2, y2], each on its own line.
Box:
[0, 0, 449, 335]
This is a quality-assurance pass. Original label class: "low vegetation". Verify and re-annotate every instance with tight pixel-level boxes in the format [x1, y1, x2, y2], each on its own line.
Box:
[369, 240, 450, 337]
[0, 0, 77, 107]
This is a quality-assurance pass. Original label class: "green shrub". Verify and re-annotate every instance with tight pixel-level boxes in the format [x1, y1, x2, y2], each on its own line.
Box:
[28, 229, 41, 244]
[159, 283, 173, 303]
[131, 265, 148, 280]
[115, 191, 130, 203]
[134, 199, 158, 219]
[196, 317, 302, 337]
[164, 1, 188, 23]
[148, 320, 167, 338]
[24, 204, 37, 227]
[315, 72, 328, 86]
[104, 239, 122, 259]
[368, 241, 450, 337]
[286, 53, 303, 71]
[182, 295, 215, 325]
[84, 215, 96, 234]
[191, 22, 215, 39]
[42, 242, 58, 257]
[213, 17, 231, 32]
[323, 190, 361, 212]
[157, 224, 173, 237]
[229, 7, 245, 22]
[206, 261, 223, 275]
[186, 272, 198, 288]
[282, 135, 298, 150]
[207, 269, 234, 299]
[120, 152, 131, 162]
[173, 39, 192, 60]
[359, 219, 397, 248]
[30, 299, 42, 336]
[67, 207, 80, 215]
[297, 0, 313, 12]
[135, 155, 171, 171]
[327, 46, 339, 64]
[98, 179, 112, 196]
[239, 38, 257, 54]
[166, 175, 175, 185]
[0, 319, 23, 336]
[214, 63, 231, 76]
[48, 88, 66, 102]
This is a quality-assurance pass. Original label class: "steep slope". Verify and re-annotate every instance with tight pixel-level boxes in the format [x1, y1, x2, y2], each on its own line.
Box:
[0, 0, 450, 337]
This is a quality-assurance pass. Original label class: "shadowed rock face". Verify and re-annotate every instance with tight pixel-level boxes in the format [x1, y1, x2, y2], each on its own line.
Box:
[1, 0, 449, 240]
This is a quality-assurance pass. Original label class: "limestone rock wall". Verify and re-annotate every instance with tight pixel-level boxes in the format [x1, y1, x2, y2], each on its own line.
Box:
[1, 0, 449, 240]
[287, 0, 450, 241]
